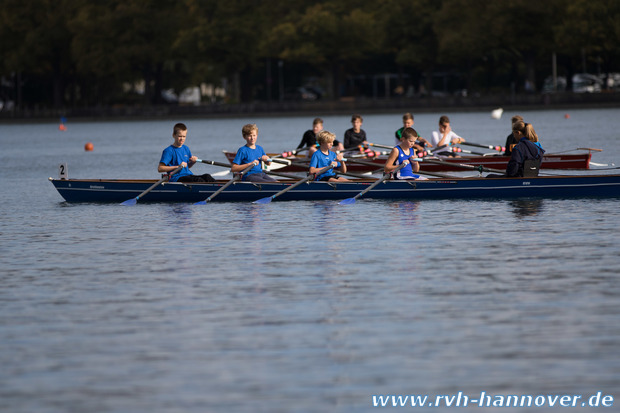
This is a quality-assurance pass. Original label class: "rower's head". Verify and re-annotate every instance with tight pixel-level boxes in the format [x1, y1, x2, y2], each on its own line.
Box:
[312, 118, 324, 134]
[512, 120, 539, 143]
[242, 124, 259, 146]
[402, 113, 414, 128]
[400, 127, 419, 149]
[172, 123, 187, 147]
[438, 115, 450, 132]
[350, 114, 363, 132]
[317, 130, 336, 150]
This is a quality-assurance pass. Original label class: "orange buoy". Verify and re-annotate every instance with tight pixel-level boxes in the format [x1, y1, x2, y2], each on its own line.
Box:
[84, 142, 94, 151]
[564, 113, 570, 119]
[59, 124, 67, 131]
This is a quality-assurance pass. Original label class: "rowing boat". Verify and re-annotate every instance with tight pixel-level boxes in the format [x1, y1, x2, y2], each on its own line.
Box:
[49, 174, 620, 203]
[222, 151, 591, 173]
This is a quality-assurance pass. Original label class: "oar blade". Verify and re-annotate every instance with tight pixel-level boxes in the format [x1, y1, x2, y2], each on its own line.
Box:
[194, 200, 207, 205]
[252, 196, 273, 204]
[120, 198, 138, 206]
[338, 197, 356, 205]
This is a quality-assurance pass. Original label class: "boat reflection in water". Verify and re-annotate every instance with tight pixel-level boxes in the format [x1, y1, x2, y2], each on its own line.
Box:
[510, 199, 545, 218]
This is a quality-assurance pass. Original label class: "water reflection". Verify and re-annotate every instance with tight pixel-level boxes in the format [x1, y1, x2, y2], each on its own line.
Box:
[388, 201, 420, 225]
[510, 199, 544, 218]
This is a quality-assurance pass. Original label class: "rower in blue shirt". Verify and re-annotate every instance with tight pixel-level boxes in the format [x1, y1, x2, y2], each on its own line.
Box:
[309, 131, 349, 182]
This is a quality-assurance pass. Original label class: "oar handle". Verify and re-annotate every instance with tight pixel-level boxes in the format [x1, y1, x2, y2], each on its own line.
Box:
[421, 158, 505, 174]
[196, 158, 232, 169]
[461, 141, 505, 152]
[366, 142, 394, 150]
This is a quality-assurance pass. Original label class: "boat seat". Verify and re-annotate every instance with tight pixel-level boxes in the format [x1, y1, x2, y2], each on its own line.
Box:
[523, 159, 541, 177]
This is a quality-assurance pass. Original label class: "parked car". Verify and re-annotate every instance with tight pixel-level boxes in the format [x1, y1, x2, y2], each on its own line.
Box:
[572, 73, 602, 93]
[283, 87, 318, 101]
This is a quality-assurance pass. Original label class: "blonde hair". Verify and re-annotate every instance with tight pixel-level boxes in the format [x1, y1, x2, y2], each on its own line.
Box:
[242, 123, 258, 138]
[317, 130, 336, 145]
[511, 115, 523, 124]
[512, 121, 539, 143]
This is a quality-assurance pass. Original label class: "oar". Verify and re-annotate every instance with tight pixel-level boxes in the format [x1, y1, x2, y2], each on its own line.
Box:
[422, 158, 506, 174]
[451, 147, 495, 156]
[194, 163, 255, 204]
[253, 164, 334, 204]
[461, 141, 505, 152]
[365, 142, 394, 150]
[338, 162, 408, 205]
[196, 158, 233, 169]
[121, 166, 183, 206]
[272, 158, 372, 179]
[273, 146, 311, 159]
[195, 158, 236, 176]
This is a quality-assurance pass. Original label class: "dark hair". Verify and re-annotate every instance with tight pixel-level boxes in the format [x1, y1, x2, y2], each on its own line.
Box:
[173, 123, 187, 136]
[402, 127, 419, 139]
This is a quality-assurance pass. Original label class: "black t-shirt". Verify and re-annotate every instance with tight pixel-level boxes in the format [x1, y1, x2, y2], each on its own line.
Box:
[344, 128, 367, 149]
[297, 130, 317, 149]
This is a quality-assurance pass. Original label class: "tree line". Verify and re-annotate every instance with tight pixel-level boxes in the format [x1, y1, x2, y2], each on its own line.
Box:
[1, 0, 618, 110]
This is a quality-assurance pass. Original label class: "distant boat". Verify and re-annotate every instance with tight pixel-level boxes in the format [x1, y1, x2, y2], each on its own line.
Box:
[222, 151, 592, 173]
[491, 108, 503, 119]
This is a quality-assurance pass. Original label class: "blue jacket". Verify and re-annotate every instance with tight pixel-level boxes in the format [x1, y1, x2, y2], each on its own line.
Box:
[506, 138, 545, 177]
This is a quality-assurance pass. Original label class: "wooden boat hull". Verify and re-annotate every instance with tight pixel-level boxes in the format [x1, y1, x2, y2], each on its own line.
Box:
[50, 174, 620, 203]
[223, 151, 591, 173]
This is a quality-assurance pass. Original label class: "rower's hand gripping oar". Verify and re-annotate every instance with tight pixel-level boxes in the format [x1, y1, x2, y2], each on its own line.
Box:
[121, 165, 183, 206]
[252, 164, 335, 204]
[338, 162, 408, 205]
[194, 162, 256, 204]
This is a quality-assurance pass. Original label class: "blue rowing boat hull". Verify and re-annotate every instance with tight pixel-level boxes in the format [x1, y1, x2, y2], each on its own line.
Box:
[49, 175, 620, 203]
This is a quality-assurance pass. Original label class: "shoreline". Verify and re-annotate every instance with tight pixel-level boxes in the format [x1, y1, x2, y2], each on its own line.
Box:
[1, 92, 619, 123]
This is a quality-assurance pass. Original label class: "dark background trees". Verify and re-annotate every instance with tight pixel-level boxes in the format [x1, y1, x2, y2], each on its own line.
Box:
[0, 0, 618, 112]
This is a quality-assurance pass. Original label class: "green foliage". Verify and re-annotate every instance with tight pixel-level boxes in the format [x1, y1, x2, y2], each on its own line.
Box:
[0, 0, 618, 107]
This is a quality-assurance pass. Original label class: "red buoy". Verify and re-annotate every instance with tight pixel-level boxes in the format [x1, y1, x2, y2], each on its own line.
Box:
[84, 142, 94, 151]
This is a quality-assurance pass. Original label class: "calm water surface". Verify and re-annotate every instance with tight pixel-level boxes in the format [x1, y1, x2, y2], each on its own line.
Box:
[1, 108, 620, 412]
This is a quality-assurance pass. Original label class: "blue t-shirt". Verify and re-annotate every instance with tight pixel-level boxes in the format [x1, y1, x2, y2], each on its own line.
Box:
[309, 150, 340, 180]
[233, 145, 267, 179]
[159, 145, 193, 182]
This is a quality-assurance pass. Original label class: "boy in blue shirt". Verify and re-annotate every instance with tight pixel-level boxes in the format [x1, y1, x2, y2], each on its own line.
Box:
[309, 131, 349, 182]
[158, 123, 214, 182]
[231, 124, 277, 182]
